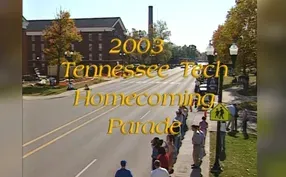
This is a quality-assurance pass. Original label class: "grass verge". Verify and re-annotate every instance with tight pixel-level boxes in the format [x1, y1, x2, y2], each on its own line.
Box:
[210, 132, 257, 177]
[23, 78, 106, 96]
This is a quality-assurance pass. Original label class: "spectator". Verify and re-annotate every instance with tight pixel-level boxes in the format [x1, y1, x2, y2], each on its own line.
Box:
[151, 137, 160, 170]
[84, 84, 90, 90]
[226, 104, 236, 131]
[220, 121, 227, 151]
[242, 108, 249, 139]
[151, 160, 169, 177]
[233, 104, 239, 132]
[191, 125, 203, 169]
[115, 160, 133, 177]
[170, 119, 181, 152]
[166, 134, 176, 172]
[157, 147, 169, 171]
[199, 116, 208, 138]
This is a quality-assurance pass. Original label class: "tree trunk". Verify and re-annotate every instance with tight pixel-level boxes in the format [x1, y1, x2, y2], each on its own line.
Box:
[56, 57, 61, 85]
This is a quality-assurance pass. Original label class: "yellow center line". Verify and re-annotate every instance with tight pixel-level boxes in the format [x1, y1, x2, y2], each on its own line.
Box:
[23, 105, 120, 159]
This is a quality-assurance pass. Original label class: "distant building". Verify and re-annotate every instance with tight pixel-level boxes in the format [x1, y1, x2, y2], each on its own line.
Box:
[24, 17, 127, 75]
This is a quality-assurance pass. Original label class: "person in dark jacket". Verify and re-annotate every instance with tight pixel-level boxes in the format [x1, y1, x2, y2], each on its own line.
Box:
[115, 160, 133, 177]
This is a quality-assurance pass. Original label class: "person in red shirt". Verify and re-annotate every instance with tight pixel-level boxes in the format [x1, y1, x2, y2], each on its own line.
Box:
[157, 147, 169, 171]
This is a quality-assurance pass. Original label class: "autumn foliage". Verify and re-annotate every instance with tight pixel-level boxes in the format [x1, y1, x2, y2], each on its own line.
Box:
[43, 10, 83, 84]
[212, 0, 257, 74]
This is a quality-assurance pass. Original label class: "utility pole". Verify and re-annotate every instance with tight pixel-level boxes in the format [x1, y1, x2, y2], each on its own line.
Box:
[148, 6, 154, 64]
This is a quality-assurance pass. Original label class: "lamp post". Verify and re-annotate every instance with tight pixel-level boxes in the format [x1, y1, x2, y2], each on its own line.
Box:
[210, 42, 239, 174]
[229, 43, 238, 74]
[119, 52, 126, 64]
[207, 41, 222, 174]
[206, 41, 215, 64]
[64, 51, 74, 83]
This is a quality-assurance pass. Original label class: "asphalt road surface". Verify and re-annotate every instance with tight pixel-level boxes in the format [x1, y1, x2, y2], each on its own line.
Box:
[23, 67, 197, 177]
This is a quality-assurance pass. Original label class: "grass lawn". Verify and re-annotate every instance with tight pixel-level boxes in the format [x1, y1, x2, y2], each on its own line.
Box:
[23, 78, 106, 96]
[209, 132, 257, 177]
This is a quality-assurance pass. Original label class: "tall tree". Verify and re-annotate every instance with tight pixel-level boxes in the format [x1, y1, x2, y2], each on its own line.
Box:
[212, 0, 257, 74]
[43, 10, 82, 84]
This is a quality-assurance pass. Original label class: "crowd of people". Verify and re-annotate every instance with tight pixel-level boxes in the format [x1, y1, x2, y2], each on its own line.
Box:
[114, 105, 210, 177]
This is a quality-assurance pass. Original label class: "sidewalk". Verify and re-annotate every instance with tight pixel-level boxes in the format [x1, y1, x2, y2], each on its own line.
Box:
[172, 86, 257, 177]
[172, 112, 216, 177]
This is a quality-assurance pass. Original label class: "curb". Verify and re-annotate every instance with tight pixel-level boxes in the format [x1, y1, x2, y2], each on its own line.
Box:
[23, 78, 122, 101]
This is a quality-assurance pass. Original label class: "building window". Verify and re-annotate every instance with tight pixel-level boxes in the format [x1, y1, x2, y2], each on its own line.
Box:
[32, 44, 35, 51]
[41, 44, 44, 51]
[32, 63, 36, 67]
[98, 33, 102, 41]
[32, 53, 36, 60]
[71, 44, 74, 50]
[89, 53, 92, 60]
[31, 35, 35, 41]
[89, 44, 92, 52]
[41, 53, 45, 60]
[98, 43, 102, 51]
[41, 36, 44, 41]
[89, 34, 92, 41]
[99, 53, 102, 60]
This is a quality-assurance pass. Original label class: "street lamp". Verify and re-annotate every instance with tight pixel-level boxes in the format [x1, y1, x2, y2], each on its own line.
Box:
[206, 41, 215, 64]
[229, 43, 238, 72]
[119, 52, 126, 64]
[210, 43, 222, 174]
[64, 51, 74, 83]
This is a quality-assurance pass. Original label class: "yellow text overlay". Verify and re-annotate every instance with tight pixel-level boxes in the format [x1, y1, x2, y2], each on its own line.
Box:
[107, 117, 181, 135]
[74, 90, 215, 110]
[62, 61, 228, 79]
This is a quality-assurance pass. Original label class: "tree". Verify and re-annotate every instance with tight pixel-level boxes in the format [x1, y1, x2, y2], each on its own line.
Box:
[43, 10, 83, 85]
[212, 0, 257, 74]
[153, 20, 172, 64]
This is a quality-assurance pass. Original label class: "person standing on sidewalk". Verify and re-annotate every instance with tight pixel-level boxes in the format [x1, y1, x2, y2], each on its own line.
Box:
[199, 116, 208, 138]
[220, 121, 227, 152]
[191, 125, 203, 169]
[241, 108, 249, 139]
[151, 160, 169, 177]
[115, 160, 133, 177]
[233, 104, 239, 132]
[226, 104, 236, 131]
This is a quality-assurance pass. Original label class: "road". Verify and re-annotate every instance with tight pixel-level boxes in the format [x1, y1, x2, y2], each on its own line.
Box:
[23, 67, 196, 177]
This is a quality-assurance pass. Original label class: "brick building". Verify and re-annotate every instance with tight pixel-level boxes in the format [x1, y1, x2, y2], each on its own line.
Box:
[24, 17, 127, 75]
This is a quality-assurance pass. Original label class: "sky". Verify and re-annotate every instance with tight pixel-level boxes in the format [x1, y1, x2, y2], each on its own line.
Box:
[23, 0, 236, 52]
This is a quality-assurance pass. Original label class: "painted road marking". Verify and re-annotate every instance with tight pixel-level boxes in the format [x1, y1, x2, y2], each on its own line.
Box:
[23, 105, 120, 159]
[23, 83, 156, 147]
[140, 110, 151, 120]
[23, 70, 185, 157]
[75, 158, 97, 177]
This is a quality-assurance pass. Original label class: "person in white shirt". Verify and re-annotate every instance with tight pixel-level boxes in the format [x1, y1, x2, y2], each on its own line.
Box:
[226, 104, 236, 131]
[220, 121, 227, 151]
[151, 160, 169, 177]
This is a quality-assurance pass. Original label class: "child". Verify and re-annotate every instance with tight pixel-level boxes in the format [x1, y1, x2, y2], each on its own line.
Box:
[199, 116, 208, 138]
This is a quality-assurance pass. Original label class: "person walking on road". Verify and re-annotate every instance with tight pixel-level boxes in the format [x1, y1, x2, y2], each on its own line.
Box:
[191, 125, 203, 169]
[151, 160, 169, 177]
[115, 160, 133, 177]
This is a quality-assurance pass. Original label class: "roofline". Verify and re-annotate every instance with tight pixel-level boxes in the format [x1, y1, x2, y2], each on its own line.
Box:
[112, 17, 127, 32]
[27, 17, 121, 22]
